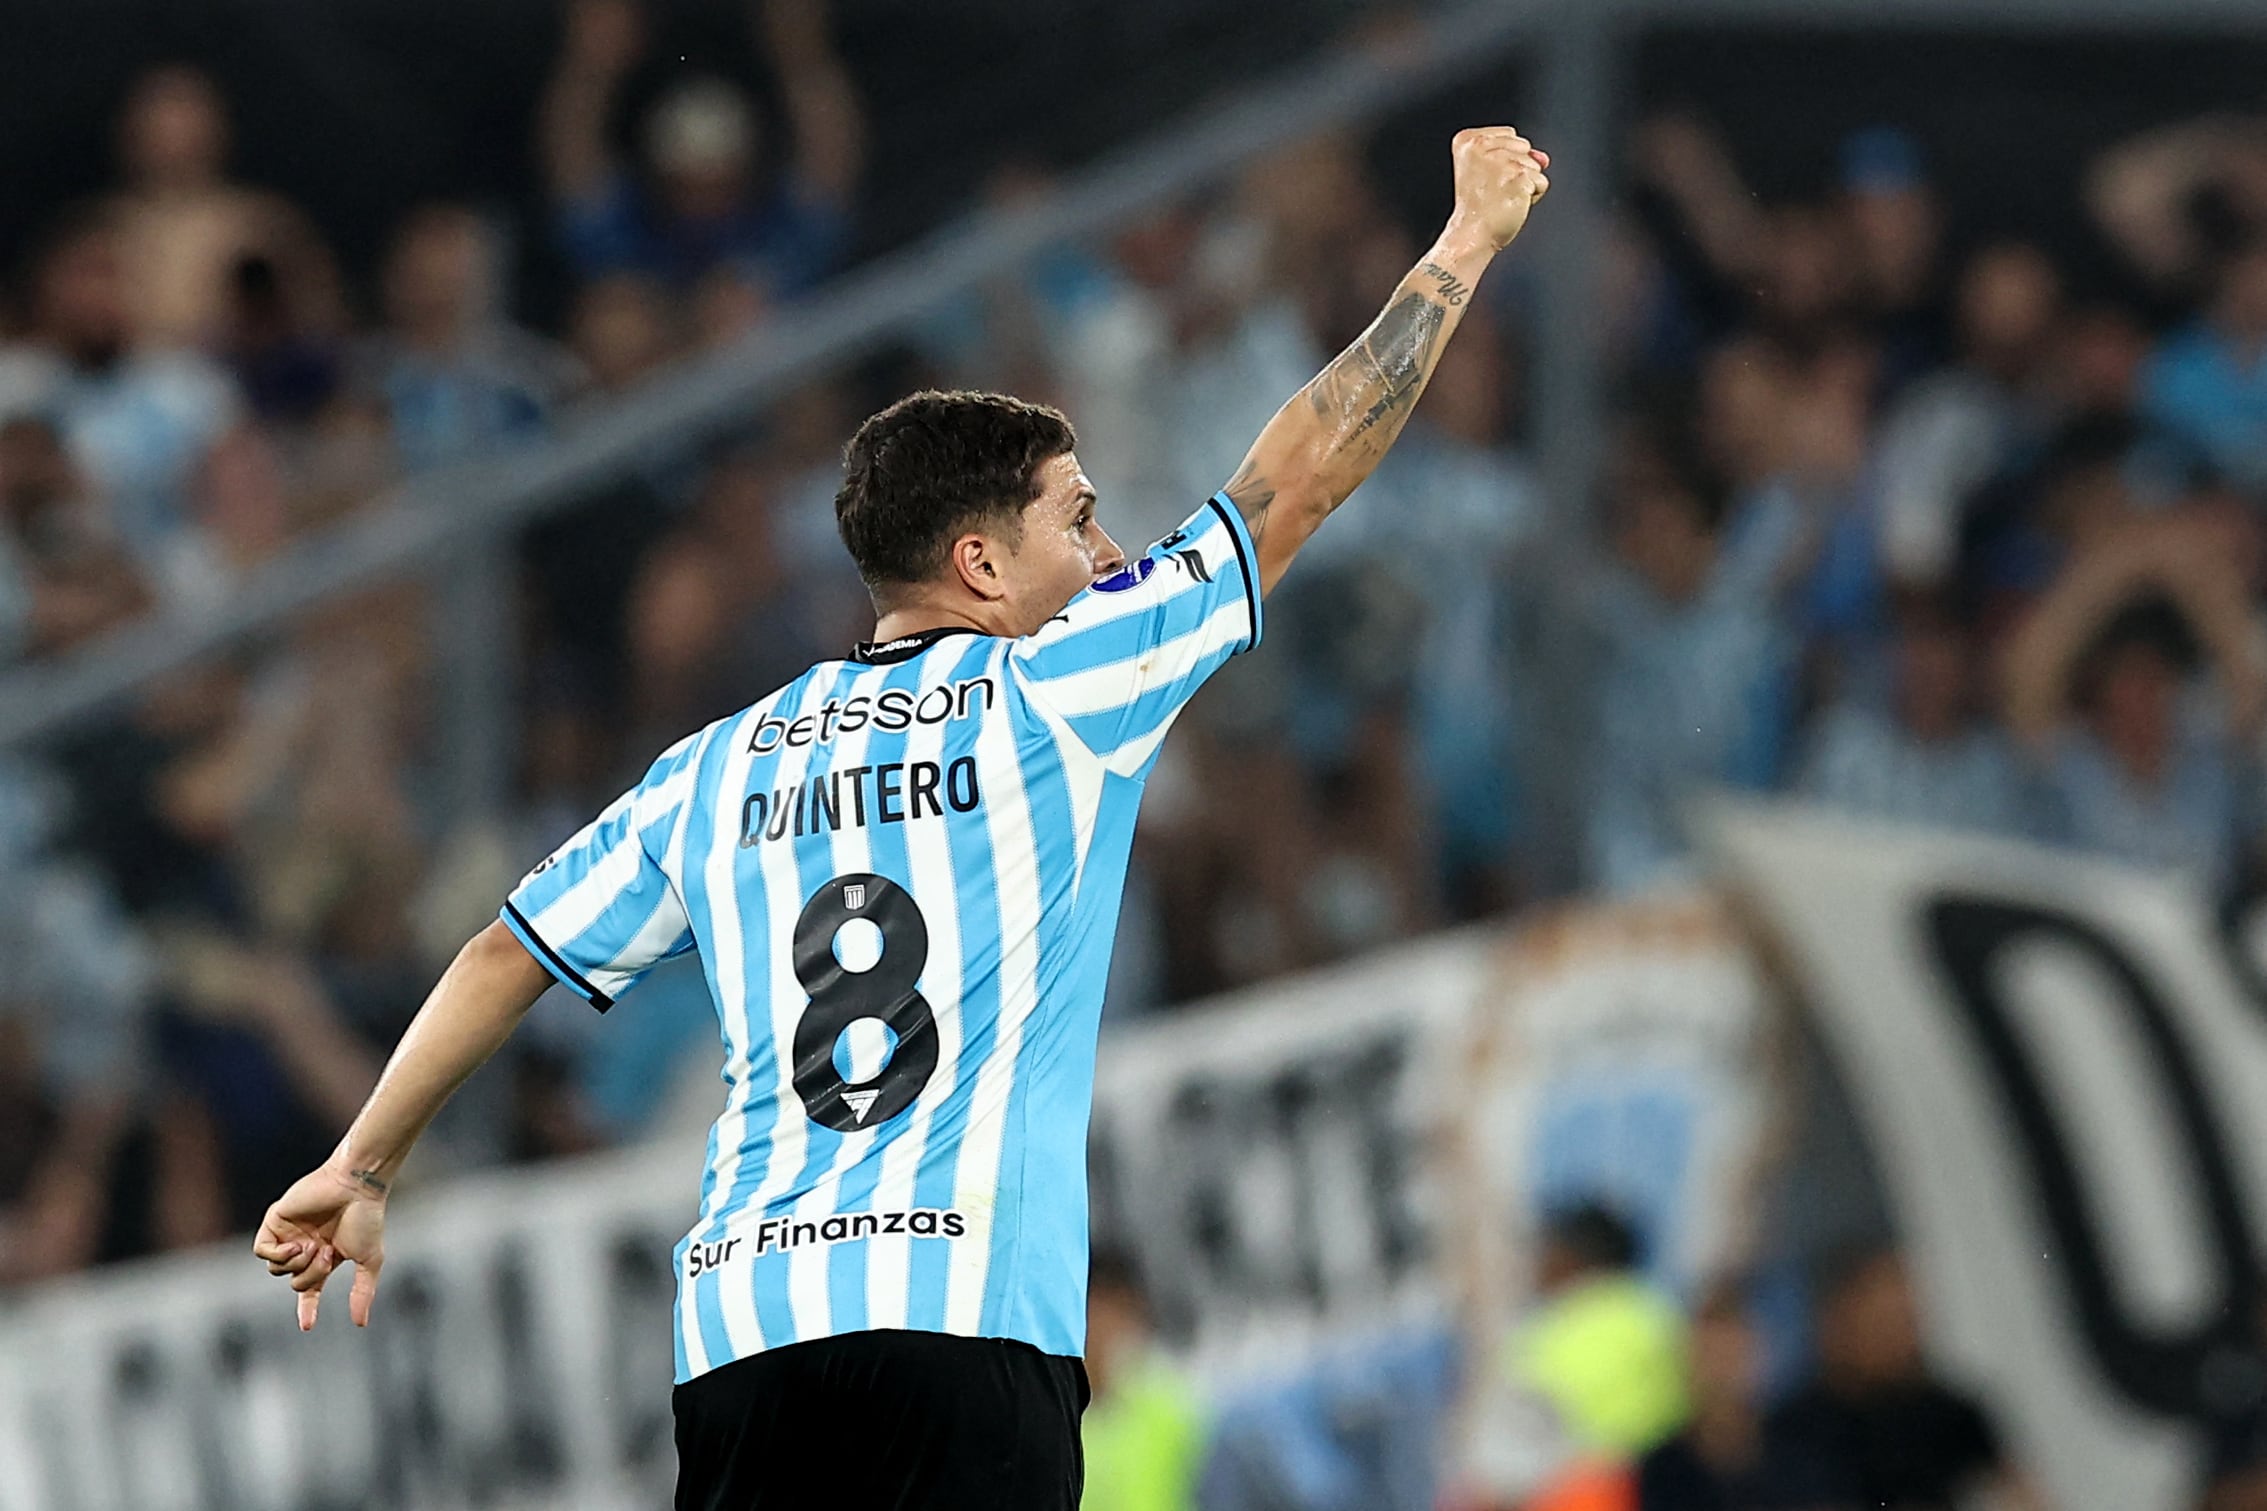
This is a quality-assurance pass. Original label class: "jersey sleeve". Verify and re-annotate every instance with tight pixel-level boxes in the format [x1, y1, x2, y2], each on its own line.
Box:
[500, 736, 701, 1011]
[1010, 492, 1263, 771]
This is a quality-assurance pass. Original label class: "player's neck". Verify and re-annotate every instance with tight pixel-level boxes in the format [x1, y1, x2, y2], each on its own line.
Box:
[868, 601, 1000, 646]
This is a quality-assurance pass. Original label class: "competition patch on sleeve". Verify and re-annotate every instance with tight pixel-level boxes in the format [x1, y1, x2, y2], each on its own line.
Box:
[1090, 557, 1157, 594]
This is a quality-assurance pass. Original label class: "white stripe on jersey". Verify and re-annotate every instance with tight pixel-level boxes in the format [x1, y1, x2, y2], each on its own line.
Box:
[943, 668, 1047, 1333]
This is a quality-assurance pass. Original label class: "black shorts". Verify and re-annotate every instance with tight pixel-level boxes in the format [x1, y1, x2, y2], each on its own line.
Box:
[672, 1328, 1088, 1511]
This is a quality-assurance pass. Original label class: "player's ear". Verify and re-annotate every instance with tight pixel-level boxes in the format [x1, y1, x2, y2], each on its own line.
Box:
[949, 532, 1010, 603]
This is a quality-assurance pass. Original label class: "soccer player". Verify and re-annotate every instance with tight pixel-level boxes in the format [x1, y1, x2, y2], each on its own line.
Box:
[254, 126, 1549, 1510]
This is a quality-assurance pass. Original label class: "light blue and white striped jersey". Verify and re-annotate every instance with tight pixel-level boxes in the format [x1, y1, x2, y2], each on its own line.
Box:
[502, 495, 1261, 1381]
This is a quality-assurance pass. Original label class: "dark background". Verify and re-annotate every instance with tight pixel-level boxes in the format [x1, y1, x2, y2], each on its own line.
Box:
[6, 2, 2267, 328]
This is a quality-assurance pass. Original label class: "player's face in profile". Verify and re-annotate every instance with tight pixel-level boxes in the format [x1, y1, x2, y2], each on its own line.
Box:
[998, 452, 1124, 635]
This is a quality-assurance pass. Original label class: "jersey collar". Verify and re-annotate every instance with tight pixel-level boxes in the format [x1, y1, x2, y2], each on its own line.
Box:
[849, 625, 986, 665]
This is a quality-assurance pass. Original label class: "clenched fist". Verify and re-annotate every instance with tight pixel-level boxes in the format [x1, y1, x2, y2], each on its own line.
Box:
[1450, 127, 1552, 251]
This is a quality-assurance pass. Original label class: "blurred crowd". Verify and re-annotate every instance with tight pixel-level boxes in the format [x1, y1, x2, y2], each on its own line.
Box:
[8, 6, 2267, 1506]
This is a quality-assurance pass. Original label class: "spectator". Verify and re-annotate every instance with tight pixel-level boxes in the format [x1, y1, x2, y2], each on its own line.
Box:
[0, 757, 156, 1280]
[1838, 127, 1949, 388]
[1762, 1248, 2042, 1511]
[1872, 243, 2064, 588]
[147, 926, 383, 1238]
[1082, 1253, 1207, 1511]
[1635, 1284, 1783, 1511]
[356, 204, 576, 474]
[567, 273, 679, 402]
[2088, 116, 2267, 308]
[622, 453, 834, 759]
[217, 251, 347, 434]
[1621, 114, 1772, 368]
[2003, 514, 2266, 887]
[1798, 591, 2028, 836]
[1332, 306, 1538, 911]
[107, 65, 342, 352]
[0, 206, 244, 599]
[1510, 1204, 1691, 1461]
[2141, 237, 2267, 492]
[539, 0, 864, 296]
[1586, 438, 1798, 893]
[0, 415, 150, 660]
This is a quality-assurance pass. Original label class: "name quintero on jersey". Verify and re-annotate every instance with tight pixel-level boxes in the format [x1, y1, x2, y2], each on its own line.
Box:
[686, 1208, 971, 1276]
[739, 758, 983, 847]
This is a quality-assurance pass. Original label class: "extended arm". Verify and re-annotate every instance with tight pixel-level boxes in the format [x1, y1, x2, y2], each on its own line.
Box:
[1222, 127, 1549, 595]
[251, 920, 552, 1328]
[332, 921, 552, 1185]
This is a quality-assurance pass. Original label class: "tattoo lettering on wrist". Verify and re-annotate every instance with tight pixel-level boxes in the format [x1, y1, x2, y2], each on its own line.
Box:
[347, 1168, 390, 1197]
[1418, 262, 1471, 307]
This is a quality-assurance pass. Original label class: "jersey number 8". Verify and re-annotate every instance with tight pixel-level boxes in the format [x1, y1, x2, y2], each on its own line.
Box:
[791, 873, 939, 1131]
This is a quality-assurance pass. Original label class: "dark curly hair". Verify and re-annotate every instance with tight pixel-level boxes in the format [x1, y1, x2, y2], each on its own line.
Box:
[834, 390, 1077, 596]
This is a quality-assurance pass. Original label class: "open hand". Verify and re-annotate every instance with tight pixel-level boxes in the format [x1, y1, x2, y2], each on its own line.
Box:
[1450, 126, 1552, 251]
[252, 1161, 387, 1331]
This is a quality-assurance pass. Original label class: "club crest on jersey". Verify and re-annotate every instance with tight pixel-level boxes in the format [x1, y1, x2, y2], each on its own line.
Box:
[843, 883, 867, 911]
[1091, 557, 1156, 594]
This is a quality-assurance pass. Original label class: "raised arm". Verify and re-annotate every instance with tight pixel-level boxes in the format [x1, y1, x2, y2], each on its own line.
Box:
[252, 921, 552, 1329]
[1221, 127, 1550, 596]
[2004, 519, 2267, 748]
[2086, 116, 2267, 293]
[541, 0, 645, 203]
[756, 0, 865, 206]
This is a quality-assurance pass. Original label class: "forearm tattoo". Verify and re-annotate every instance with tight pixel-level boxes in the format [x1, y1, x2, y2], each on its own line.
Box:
[1225, 279, 1455, 546]
[347, 1168, 390, 1196]
[1303, 291, 1450, 449]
